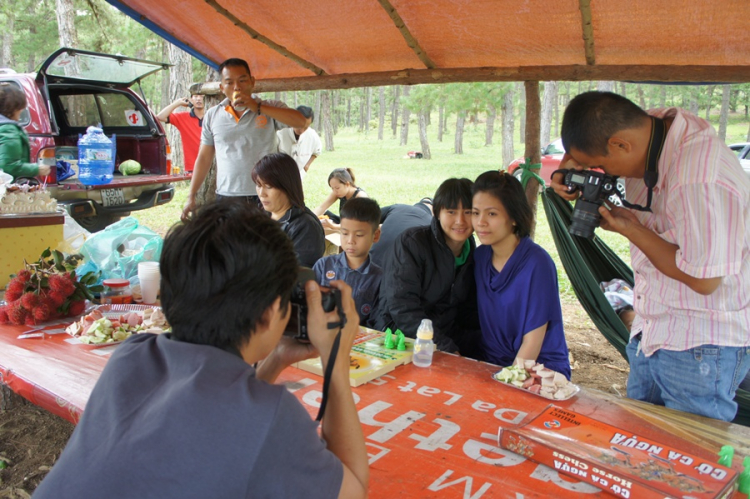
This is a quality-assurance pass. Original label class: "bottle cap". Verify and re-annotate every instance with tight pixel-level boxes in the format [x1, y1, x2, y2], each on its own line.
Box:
[103, 278, 130, 288]
[416, 319, 433, 340]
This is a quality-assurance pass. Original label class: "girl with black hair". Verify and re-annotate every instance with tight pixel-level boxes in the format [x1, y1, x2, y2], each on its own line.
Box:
[313, 168, 368, 228]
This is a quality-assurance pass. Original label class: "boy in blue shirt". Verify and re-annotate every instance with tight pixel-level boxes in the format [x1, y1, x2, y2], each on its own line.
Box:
[314, 198, 382, 327]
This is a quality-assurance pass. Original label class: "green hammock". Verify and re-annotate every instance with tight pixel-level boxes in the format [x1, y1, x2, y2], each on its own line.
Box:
[539, 187, 750, 427]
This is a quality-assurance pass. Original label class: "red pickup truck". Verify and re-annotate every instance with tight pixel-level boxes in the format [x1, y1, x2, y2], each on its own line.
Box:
[1, 48, 190, 231]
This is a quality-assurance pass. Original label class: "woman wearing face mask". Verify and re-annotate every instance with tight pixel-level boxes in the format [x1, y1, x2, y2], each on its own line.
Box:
[471, 171, 570, 378]
[0, 83, 51, 181]
[313, 168, 368, 229]
[252, 153, 325, 267]
[373, 178, 481, 356]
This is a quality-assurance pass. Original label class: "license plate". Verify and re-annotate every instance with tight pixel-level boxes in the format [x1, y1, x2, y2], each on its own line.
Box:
[101, 188, 125, 207]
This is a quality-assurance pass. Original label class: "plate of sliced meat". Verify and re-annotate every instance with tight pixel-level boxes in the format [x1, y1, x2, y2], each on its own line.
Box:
[493, 358, 579, 401]
[65, 305, 170, 346]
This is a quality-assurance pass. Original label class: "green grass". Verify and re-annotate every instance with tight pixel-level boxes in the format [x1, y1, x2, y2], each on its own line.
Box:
[133, 111, 745, 304]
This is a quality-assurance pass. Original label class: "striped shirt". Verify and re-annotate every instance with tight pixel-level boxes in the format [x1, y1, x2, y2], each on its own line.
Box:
[627, 108, 750, 356]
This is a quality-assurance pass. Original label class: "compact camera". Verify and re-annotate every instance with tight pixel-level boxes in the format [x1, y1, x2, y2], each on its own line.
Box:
[561, 169, 619, 239]
[286, 267, 339, 341]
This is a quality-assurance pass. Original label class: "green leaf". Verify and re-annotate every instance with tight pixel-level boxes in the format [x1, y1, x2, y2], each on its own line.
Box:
[89, 285, 104, 293]
[41, 248, 51, 259]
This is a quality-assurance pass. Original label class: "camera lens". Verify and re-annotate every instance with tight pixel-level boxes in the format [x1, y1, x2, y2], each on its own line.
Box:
[569, 199, 602, 239]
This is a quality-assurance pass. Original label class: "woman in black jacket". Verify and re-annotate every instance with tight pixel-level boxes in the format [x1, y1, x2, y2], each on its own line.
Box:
[375, 178, 481, 356]
[252, 153, 325, 267]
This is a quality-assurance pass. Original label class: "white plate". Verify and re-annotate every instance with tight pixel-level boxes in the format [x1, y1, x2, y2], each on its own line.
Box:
[70, 304, 163, 346]
[492, 369, 580, 401]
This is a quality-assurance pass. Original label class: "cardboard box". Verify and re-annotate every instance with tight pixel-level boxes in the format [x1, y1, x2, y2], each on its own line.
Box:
[295, 327, 414, 386]
[0, 214, 64, 288]
[498, 405, 737, 499]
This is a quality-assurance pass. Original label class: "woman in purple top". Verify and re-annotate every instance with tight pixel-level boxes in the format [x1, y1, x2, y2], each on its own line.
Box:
[471, 171, 570, 379]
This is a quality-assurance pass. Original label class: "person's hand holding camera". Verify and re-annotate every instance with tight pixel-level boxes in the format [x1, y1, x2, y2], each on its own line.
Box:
[304, 280, 358, 371]
[551, 153, 585, 201]
[598, 201, 642, 238]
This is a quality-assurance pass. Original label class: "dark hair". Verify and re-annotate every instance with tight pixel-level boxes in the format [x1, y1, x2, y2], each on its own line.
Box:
[340, 197, 381, 232]
[433, 178, 473, 219]
[297, 105, 314, 121]
[472, 171, 533, 238]
[160, 200, 297, 353]
[218, 58, 252, 77]
[0, 83, 27, 119]
[328, 168, 356, 187]
[561, 91, 650, 156]
[251, 153, 305, 209]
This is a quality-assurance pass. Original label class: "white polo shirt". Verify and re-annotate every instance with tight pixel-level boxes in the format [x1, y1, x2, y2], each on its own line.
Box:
[277, 127, 322, 180]
[201, 97, 286, 196]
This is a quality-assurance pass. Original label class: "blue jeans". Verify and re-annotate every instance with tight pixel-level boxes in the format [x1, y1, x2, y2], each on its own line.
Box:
[626, 335, 750, 422]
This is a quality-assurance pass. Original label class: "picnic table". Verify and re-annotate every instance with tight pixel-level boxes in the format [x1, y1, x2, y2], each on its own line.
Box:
[2, 319, 750, 498]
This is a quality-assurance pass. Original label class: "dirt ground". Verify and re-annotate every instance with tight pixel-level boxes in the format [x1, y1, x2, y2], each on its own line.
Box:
[0, 303, 629, 496]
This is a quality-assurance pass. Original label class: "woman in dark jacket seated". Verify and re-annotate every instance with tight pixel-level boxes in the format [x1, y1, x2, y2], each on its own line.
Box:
[252, 153, 325, 267]
[374, 178, 481, 357]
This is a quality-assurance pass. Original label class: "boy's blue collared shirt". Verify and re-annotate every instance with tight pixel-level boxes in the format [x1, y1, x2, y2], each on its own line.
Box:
[313, 252, 383, 325]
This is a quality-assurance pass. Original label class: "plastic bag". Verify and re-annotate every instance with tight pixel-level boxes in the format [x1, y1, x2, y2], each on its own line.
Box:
[56, 212, 91, 254]
[76, 217, 162, 284]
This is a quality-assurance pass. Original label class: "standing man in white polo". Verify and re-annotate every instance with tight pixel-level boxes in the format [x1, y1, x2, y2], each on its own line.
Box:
[277, 105, 322, 181]
[181, 58, 306, 221]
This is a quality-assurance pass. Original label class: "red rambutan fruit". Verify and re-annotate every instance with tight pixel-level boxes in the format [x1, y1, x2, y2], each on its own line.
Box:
[69, 300, 86, 317]
[8, 303, 28, 325]
[5, 279, 25, 302]
[49, 290, 66, 308]
[24, 315, 37, 327]
[0, 306, 9, 325]
[17, 270, 31, 283]
[33, 302, 51, 322]
[21, 292, 39, 309]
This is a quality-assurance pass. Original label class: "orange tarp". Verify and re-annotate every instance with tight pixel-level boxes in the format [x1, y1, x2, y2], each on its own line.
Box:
[108, 0, 750, 85]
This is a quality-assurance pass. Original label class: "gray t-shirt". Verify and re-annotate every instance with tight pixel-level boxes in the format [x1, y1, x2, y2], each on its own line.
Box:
[201, 97, 286, 196]
[33, 333, 343, 499]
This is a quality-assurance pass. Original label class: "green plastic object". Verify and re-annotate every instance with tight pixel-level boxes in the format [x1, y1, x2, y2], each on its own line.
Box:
[0, 460, 6, 469]
[718, 445, 734, 467]
[396, 332, 406, 351]
[384, 329, 395, 349]
[739, 456, 750, 494]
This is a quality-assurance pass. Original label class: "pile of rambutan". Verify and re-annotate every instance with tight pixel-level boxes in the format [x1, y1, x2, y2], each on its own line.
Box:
[0, 248, 101, 327]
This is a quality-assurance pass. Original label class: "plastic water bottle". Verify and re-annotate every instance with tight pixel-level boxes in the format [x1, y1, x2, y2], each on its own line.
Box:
[412, 319, 435, 368]
[78, 126, 114, 185]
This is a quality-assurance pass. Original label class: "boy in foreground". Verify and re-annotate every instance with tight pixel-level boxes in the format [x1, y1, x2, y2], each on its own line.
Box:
[314, 198, 382, 327]
[34, 200, 369, 499]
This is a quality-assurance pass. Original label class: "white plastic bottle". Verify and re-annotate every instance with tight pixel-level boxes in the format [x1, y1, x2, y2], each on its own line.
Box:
[412, 319, 435, 368]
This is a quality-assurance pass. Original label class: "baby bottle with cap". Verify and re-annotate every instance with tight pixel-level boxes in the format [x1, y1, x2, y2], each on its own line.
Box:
[412, 319, 435, 368]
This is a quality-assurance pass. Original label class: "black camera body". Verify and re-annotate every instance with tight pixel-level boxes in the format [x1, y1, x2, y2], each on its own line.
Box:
[287, 267, 339, 341]
[562, 169, 619, 239]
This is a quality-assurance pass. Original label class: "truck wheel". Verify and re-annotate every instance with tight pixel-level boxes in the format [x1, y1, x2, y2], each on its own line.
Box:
[73, 213, 120, 232]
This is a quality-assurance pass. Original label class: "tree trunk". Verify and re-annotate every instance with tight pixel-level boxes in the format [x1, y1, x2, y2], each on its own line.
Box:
[705, 85, 716, 120]
[160, 40, 170, 110]
[454, 113, 465, 154]
[294, 91, 298, 108]
[418, 111, 431, 159]
[437, 106, 444, 142]
[517, 82, 526, 144]
[332, 91, 339, 134]
[637, 85, 647, 109]
[718, 84, 731, 141]
[1, 10, 14, 68]
[597, 81, 615, 92]
[540, 81, 557, 147]
[358, 92, 365, 132]
[400, 86, 411, 146]
[501, 87, 515, 168]
[55, 0, 78, 50]
[659, 86, 667, 108]
[196, 67, 221, 208]
[378, 87, 385, 140]
[524, 81, 542, 239]
[365, 87, 372, 135]
[689, 87, 699, 115]
[346, 93, 351, 127]
[391, 86, 400, 138]
[313, 91, 321, 131]
[619, 82, 627, 98]
[485, 104, 496, 146]
[167, 43, 192, 173]
[322, 90, 335, 152]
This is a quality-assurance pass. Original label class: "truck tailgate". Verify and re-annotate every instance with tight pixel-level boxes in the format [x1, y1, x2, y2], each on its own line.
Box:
[55, 173, 191, 191]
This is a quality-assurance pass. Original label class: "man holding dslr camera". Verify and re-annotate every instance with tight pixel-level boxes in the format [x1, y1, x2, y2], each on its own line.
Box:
[552, 91, 750, 422]
[34, 201, 369, 498]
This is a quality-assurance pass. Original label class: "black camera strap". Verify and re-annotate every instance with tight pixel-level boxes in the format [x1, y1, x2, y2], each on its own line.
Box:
[619, 117, 666, 213]
[315, 291, 348, 422]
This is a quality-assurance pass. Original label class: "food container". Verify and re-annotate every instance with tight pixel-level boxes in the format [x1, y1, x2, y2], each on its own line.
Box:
[101, 278, 133, 305]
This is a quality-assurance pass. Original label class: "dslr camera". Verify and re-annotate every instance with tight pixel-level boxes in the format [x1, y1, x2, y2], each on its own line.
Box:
[561, 169, 619, 239]
[286, 267, 340, 341]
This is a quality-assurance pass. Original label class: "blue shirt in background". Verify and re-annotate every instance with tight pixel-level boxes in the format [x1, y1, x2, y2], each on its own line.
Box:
[313, 252, 383, 326]
[474, 237, 570, 379]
